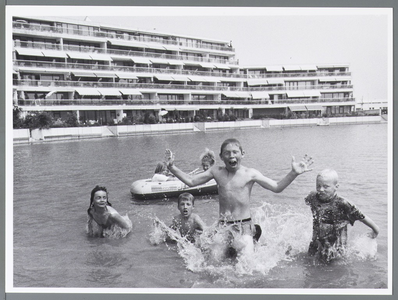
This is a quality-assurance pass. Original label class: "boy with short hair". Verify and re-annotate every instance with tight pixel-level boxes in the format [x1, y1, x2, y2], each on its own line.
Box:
[170, 192, 206, 243]
[165, 138, 313, 258]
[305, 169, 379, 262]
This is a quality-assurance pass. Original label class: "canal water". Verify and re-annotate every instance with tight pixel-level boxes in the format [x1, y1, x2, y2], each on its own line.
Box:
[11, 123, 389, 293]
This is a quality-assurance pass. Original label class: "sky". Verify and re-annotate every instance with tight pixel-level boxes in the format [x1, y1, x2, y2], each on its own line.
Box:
[7, 6, 393, 103]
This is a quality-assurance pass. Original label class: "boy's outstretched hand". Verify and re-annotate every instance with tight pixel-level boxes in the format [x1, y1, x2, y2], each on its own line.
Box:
[165, 149, 175, 167]
[292, 154, 313, 175]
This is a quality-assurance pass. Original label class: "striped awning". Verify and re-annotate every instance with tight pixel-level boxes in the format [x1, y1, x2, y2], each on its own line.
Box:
[283, 65, 302, 71]
[251, 91, 270, 99]
[115, 73, 138, 80]
[213, 63, 230, 69]
[89, 53, 113, 61]
[168, 60, 184, 66]
[108, 39, 147, 48]
[97, 89, 122, 96]
[75, 88, 101, 96]
[266, 78, 284, 85]
[41, 50, 68, 58]
[247, 79, 268, 86]
[15, 48, 44, 56]
[286, 91, 306, 98]
[200, 62, 215, 68]
[67, 52, 93, 60]
[300, 65, 318, 71]
[170, 75, 190, 81]
[131, 57, 152, 64]
[119, 89, 143, 96]
[222, 92, 251, 98]
[72, 71, 97, 77]
[150, 58, 170, 65]
[94, 72, 117, 78]
[154, 75, 174, 81]
[265, 66, 283, 72]
[319, 77, 339, 82]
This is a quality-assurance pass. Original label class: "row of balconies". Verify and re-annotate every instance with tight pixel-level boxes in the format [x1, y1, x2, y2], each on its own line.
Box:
[14, 79, 354, 92]
[13, 21, 235, 53]
[13, 42, 236, 65]
[14, 60, 352, 80]
[16, 97, 355, 107]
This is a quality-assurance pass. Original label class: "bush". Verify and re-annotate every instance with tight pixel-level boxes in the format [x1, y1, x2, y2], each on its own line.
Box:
[22, 111, 53, 130]
[64, 112, 79, 127]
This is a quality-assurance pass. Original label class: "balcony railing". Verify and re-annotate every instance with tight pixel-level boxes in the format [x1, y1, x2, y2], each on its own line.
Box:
[14, 79, 354, 92]
[13, 21, 235, 53]
[14, 59, 352, 80]
[16, 97, 355, 107]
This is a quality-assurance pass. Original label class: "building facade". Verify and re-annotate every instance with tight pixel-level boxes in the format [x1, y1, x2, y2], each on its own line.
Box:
[12, 16, 355, 125]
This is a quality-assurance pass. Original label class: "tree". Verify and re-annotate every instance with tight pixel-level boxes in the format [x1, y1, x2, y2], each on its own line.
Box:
[13, 106, 23, 129]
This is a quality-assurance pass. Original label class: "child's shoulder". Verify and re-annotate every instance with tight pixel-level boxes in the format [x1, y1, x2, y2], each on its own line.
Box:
[305, 191, 318, 199]
[191, 213, 202, 219]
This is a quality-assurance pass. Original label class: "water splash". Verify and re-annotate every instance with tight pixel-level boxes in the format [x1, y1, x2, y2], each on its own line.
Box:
[150, 203, 312, 277]
[348, 233, 378, 260]
[149, 202, 379, 282]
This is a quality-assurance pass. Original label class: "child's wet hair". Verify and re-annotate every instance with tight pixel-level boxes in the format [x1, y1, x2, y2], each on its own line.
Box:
[88, 185, 112, 215]
[177, 192, 195, 206]
[317, 169, 339, 184]
[220, 138, 243, 155]
[200, 148, 216, 165]
[154, 162, 167, 174]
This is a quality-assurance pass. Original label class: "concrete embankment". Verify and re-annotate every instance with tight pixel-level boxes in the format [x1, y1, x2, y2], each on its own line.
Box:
[13, 115, 385, 144]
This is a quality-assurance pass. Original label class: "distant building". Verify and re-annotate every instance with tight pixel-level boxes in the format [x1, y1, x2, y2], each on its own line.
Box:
[12, 16, 356, 124]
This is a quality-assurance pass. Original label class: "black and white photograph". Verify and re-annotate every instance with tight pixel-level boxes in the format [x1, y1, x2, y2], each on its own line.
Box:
[5, 5, 392, 296]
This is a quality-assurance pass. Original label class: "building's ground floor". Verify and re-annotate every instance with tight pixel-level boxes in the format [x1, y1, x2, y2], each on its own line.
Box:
[16, 103, 356, 126]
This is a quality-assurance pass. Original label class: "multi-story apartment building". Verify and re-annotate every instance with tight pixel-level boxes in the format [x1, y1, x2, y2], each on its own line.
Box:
[12, 16, 355, 125]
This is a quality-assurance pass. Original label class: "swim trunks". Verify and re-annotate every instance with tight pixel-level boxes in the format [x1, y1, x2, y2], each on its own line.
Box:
[218, 218, 262, 242]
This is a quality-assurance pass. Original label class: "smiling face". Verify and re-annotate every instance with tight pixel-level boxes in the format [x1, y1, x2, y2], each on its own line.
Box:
[201, 157, 214, 171]
[178, 198, 194, 218]
[92, 190, 108, 209]
[220, 142, 244, 172]
[316, 173, 339, 202]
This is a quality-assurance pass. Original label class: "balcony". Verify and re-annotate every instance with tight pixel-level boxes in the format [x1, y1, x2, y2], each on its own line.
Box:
[13, 21, 235, 53]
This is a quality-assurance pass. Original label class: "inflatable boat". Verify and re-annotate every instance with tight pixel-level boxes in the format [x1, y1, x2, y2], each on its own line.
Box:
[130, 178, 218, 200]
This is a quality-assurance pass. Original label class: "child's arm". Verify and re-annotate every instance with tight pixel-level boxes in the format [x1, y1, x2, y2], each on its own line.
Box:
[359, 215, 379, 238]
[193, 214, 206, 233]
[109, 212, 132, 230]
[252, 155, 313, 193]
[165, 149, 214, 186]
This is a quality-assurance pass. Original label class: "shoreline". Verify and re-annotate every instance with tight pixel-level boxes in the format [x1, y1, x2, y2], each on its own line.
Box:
[13, 115, 387, 144]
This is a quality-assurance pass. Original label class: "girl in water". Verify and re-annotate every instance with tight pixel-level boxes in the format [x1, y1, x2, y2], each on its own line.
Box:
[87, 185, 132, 237]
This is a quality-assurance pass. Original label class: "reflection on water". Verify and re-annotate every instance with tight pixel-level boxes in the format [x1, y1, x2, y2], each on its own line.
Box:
[12, 124, 389, 290]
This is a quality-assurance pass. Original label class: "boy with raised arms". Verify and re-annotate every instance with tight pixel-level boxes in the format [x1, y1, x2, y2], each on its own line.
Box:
[165, 138, 313, 258]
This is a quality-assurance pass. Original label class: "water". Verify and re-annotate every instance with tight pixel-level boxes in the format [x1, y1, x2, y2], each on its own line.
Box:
[11, 124, 389, 292]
